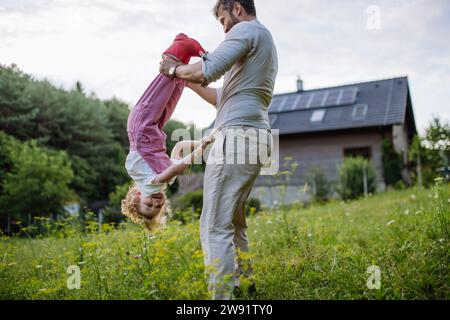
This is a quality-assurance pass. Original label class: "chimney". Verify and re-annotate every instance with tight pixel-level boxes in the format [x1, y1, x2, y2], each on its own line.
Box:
[296, 75, 304, 92]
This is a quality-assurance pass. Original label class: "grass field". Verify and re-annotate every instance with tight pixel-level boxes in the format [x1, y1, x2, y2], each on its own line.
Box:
[0, 183, 448, 300]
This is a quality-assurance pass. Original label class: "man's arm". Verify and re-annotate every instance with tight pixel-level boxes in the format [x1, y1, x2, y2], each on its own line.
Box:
[160, 21, 253, 87]
[159, 55, 218, 106]
[160, 59, 207, 84]
[186, 82, 218, 107]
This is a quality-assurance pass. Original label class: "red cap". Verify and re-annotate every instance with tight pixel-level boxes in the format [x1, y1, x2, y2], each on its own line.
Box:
[163, 33, 206, 65]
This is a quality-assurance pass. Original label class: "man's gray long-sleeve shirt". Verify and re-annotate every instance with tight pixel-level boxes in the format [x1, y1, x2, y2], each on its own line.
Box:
[202, 19, 278, 130]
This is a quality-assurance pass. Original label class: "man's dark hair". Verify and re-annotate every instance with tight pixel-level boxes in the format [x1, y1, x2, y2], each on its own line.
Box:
[213, 0, 257, 18]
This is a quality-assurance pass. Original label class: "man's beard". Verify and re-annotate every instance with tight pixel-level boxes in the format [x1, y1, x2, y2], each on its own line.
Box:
[227, 11, 240, 31]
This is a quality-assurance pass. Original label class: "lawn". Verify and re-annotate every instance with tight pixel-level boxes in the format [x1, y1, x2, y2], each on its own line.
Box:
[0, 183, 448, 300]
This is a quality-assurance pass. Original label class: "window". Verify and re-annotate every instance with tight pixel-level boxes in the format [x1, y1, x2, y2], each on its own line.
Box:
[344, 147, 372, 160]
[352, 104, 368, 120]
[311, 109, 326, 122]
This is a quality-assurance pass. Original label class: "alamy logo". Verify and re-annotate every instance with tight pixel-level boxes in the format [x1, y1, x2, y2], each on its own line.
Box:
[366, 265, 381, 290]
[170, 128, 280, 175]
[366, 5, 381, 30]
[66, 265, 81, 290]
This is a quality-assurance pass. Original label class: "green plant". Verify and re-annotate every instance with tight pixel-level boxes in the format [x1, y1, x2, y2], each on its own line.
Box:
[270, 156, 300, 246]
[432, 178, 449, 241]
[245, 198, 261, 216]
[381, 139, 403, 187]
[176, 190, 204, 212]
[338, 157, 376, 200]
[102, 182, 132, 224]
[305, 165, 330, 202]
[1, 185, 449, 299]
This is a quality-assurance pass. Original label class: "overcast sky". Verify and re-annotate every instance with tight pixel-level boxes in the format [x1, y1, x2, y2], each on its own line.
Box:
[1, 0, 449, 134]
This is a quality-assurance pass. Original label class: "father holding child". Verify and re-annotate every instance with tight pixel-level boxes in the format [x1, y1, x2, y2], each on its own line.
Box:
[160, 0, 278, 300]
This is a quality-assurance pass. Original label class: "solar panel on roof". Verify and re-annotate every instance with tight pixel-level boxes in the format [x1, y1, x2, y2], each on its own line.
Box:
[309, 92, 325, 108]
[278, 97, 287, 112]
[323, 90, 340, 107]
[306, 94, 314, 108]
[295, 94, 310, 109]
[268, 97, 282, 112]
[320, 91, 329, 107]
[271, 86, 360, 113]
[291, 95, 301, 110]
[337, 87, 359, 106]
[282, 95, 298, 111]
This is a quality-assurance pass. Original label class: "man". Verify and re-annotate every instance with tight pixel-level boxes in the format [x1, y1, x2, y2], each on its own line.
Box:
[160, 0, 278, 300]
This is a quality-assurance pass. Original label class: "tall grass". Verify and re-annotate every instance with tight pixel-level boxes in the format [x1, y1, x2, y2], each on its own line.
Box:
[0, 184, 448, 300]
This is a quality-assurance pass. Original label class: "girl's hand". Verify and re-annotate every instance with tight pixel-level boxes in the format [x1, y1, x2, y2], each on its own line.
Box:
[200, 135, 215, 149]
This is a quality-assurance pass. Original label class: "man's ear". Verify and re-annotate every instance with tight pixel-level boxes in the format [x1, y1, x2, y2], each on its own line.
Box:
[234, 2, 242, 16]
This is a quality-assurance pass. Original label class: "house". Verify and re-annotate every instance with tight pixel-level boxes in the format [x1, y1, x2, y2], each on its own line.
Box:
[251, 76, 418, 206]
[178, 76, 418, 207]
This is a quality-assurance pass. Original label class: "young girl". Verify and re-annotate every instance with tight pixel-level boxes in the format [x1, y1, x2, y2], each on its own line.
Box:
[121, 34, 213, 231]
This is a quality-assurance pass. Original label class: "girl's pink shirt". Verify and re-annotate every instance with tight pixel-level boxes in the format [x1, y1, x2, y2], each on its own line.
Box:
[127, 74, 186, 174]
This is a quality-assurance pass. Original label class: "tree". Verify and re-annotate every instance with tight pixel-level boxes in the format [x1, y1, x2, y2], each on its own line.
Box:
[410, 117, 450, 187]
[0, 64, 202, 207]
[0, 65, 129, 201]
[163, 119, 191, 155]
[0, 64, 39, 140]
[104, 98, 130, 150]
[0, 132, 75, 226]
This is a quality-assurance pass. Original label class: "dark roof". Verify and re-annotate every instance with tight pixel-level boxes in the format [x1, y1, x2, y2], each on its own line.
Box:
[269, 76, 417, 136]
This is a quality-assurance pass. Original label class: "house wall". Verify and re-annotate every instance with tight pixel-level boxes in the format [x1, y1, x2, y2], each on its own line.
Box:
[251, 128, 388, 206]
[256, 128, 386, 186]
[177, 128, 393, 207]
[177, 172, 204, 194]
[392, 124, 409, 164]
[392, 124, 413, 184]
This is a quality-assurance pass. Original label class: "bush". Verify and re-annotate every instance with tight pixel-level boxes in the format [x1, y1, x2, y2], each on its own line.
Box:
[171, 210, 201, 225]
[305, 165, 330, 202]
[382, 139, 403, 187]
[338, 157, 376, 200]
[102, 182, 132, 224]
[176, 190, 204, 213]
[245, 198, 261, 216]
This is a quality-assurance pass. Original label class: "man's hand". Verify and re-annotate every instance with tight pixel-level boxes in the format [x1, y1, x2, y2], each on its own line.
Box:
[159, 55, 180, 76]
[159, 57, 206, 84]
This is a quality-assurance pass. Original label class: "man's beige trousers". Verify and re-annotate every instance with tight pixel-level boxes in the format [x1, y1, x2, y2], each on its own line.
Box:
[200, 126, 271, 300]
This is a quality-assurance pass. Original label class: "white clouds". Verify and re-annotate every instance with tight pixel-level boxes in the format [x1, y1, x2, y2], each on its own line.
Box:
[0, 0, 449, 131]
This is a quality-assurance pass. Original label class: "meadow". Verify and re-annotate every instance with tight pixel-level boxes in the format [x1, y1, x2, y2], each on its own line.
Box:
[0, 182, 448, 300]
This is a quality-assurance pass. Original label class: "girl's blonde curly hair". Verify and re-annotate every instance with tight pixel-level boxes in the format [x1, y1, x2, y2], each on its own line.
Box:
[121, 183, 170, 232]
